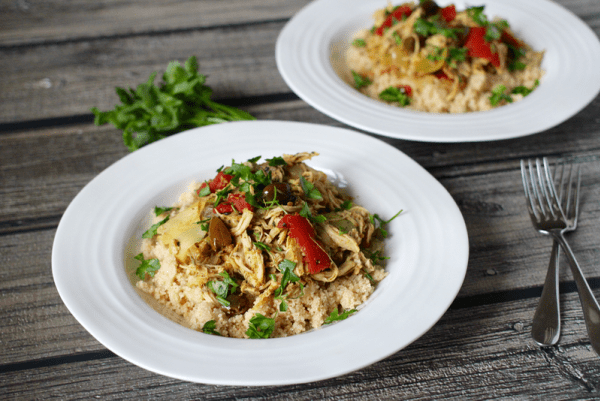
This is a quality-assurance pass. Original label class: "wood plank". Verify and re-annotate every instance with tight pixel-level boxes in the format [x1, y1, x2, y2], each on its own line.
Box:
[0, 22, 290, 124]
[0, 0, 310, 46]
[3, 145, 600, 364]
[2, 292, 600, 399]
[1, 0, 599, 125]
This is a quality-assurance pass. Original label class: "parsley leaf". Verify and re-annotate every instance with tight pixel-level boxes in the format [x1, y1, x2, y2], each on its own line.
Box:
[207, 271, 239, 307]
[274, 259, 302, 312]
[324, 308, 357, 324]
[467, 6, 488, 26]
[351, 70, 372, 89]
[246, 313, 275, 339]
[299, 202, 327, 223]
[153, 206, 173, 216]
[254, 241, 270, 251]
[352, 38, 367, 47]
[336, 200, 353, 211]
[201, 320, 221, 336]
[134, 253, 161, 279]
[489, 85, 513, 106]
[142, 216, 169, 239]
[275, 260, 300, 296]
[371, 209, 403, 238]
[300, 176, 323, 200]
[197, 184, 211, 197]
[91, 56, 255, 151]
[511, 79, 539, 97]
[379, 86, 411, 106]
[447, 47, 468, 68]
[266, 156, 287, 167]
[413, 17, 460, 39]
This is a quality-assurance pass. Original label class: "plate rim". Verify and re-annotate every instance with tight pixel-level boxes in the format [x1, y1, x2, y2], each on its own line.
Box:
[51, 120, 469, 385]
[275, 0, 600, 142]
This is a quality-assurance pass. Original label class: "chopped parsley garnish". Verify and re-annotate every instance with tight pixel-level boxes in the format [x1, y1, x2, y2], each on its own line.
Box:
[201, 320, 221, 336]
[299, 202, 327, 223]
[413, 17, 460, 39]
[324, 308, 357, 324]
[379, 86, 411, 106]
[447, 47, 468, 68]
[336, 200, 353, 211]
[392, 31, 402, 45]
[352, 38, 367, 47]
[197, 185, 211, 197]
[467, 6, 488, 26]
[253, 241, 270, 251]
[246, 313, 275, 339]
[367, 249, 390, 265]
[512, 80, 539, 97]
[351, 70, 372, 89]
[427, 46, 445, 62]
[134, 253, 161, 279]
[489, 80, 539, 106]
[142, 216, 169, 239]
[247, 156, 262, 164]
[196, 218, 211, 231]
[485, 20, 509, 42]
[489, 84, 513, 106]
[266, 156, 287, 167]
[371, 209, 403, 238]
[363, 269, 375, 283]
[207, 271, 239, 307]
[300, 176, 323, 200]
[274, 259, 302, 311]
[153, 206, 173, 216]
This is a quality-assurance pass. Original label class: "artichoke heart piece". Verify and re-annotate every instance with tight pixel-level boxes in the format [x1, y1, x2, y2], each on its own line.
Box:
[415, 47, 448, 75]
[157, 199, 208, 261]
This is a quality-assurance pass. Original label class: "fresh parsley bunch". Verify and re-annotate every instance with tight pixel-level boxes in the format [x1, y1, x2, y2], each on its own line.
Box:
[91, 56, 255, 151]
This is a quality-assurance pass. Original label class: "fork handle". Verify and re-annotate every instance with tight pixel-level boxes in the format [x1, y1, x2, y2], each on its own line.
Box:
[532, 240, 561, 346]
[552, 231, 600, 355]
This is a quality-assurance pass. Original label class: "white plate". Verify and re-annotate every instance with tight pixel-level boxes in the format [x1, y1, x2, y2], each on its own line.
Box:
[276, 0, 600, 142]
[52, 121, 468, 385]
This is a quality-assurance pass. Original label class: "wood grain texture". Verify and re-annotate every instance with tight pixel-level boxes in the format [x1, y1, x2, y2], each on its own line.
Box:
[0, 0, 311, 46]
[0, 22, 290, 124]
[3, 0, 600, 398]
[3, 293, 600, 399]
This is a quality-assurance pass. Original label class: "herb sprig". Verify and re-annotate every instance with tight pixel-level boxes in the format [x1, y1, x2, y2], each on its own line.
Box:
[91, 56, 255, 151]
[134, 253, 161, 279]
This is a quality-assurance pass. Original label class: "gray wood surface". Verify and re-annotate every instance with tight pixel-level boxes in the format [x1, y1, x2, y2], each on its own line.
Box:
[2, 0, 600, 399]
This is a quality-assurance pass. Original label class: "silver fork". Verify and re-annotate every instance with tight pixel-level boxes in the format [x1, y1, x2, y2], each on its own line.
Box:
[521, 158, 600, 355]
[530, 161, 578, 346]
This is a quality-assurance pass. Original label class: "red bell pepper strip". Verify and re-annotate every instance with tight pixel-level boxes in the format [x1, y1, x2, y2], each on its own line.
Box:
[399, 85, 412, 96]
[464, 27, 500, 68]
[375, 6, 412, 36]
[277, 214, 331, 274]
[434, 70, 451, 80]
[441, 5, 456, 22]
[214, 193, 254, 214]
[209, 172, 233, 192]
[197, 171, 233, 195]
[214, 202, 234, 214]
[227, 193, 254, 213]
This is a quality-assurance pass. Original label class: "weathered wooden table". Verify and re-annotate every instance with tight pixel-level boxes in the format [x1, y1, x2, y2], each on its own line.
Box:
[2, 0, 600, 399]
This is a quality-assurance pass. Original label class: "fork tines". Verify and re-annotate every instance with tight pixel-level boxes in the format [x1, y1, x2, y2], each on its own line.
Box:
[520, 158, 580, 225]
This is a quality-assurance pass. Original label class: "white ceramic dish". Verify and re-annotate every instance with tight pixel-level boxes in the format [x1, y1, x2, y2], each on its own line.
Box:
[52, 121, 469, 385]
[276, 0, 600, 142]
